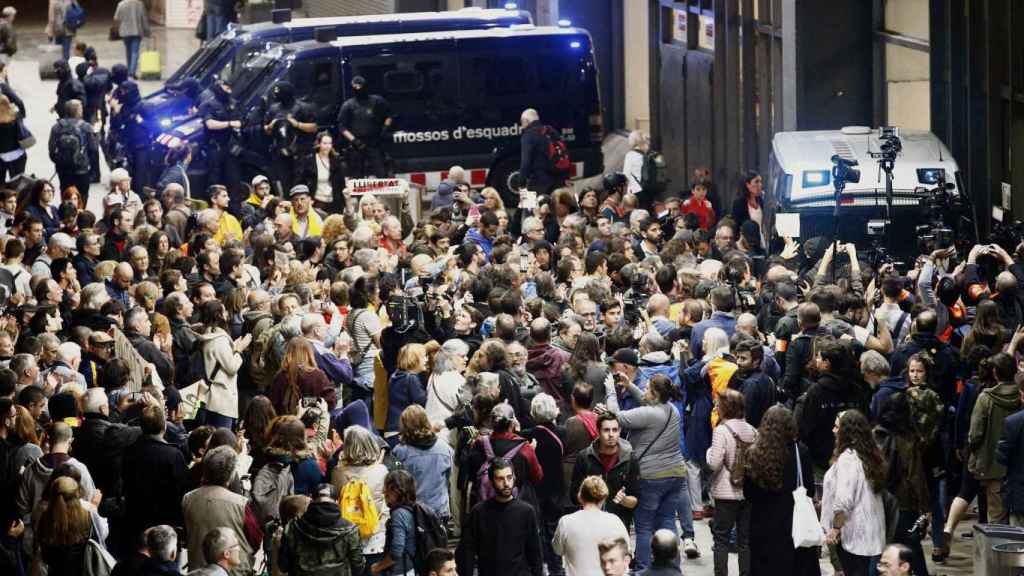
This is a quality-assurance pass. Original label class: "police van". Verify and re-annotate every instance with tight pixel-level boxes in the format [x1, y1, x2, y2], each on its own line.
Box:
[766, 126, 964, 254]
[139, 8, 531, 138]
[155, 25, 604, 197]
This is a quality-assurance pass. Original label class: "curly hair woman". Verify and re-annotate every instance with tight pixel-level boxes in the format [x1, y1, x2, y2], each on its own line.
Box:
[745, 405, 819, 576]
[821, 410, 887, 576]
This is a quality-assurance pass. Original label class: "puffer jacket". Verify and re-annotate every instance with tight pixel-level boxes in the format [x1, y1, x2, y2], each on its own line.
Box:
[280, 500, 364, 576]
[969, 381, 1022, 480]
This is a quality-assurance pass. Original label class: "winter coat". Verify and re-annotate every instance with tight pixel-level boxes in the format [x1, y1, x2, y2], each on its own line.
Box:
[969, 381, 1022, 480]
[569, 438, 641, 528]
[523, 422, 567, 515]
[526, 344, 570, 404]
[889, 333, 961, 405]
[466, 430, 544, 512]
[280, 500, 365, 576]
[797, 372, 865, 471]
[122, 435, 189, 541]
[997, 409, 1024, 514]
[682, 358, 714, 465]
[385, 369, 426, 436]
[198, 328, 244, 419]
[690, 312, 738, 359]
[519, 119, 557, 194]
[115, 0, 150, 38]
[72, 412, 142, 498]
[729, 368, 776, 428]
[707, 418, 758, 500]
[393, 436, 454, 519]
[183, 484, 255, 575]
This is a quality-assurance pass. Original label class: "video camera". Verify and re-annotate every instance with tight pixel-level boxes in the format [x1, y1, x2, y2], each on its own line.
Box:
[988, 219, 1024, 253]
[622, 267, 650, 327]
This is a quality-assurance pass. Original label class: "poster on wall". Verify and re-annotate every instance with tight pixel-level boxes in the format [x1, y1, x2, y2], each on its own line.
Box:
[166, 0, 204, 29]
[672, 9, 687, 44]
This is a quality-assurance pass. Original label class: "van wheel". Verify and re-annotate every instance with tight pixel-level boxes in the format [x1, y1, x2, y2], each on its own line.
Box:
[489, 158, 521, 207]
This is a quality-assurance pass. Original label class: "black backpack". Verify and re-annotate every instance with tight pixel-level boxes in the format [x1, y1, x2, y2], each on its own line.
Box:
[402, 502, 448, 575]
[640, 151, 669, 194]
[186, 339, 220, 389]
[0, 267, 19, 305]
[53, 120, 86, 172]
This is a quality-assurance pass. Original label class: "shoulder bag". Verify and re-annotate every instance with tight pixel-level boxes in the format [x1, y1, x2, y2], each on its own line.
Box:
[791, 445, 825, 548]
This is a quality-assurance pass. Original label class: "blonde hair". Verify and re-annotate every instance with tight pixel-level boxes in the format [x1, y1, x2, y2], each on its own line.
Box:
[0, 94, 15, 124]
[397, 343, 427, 373]
[280, 337, 318, 414]
[36, 476, 91, 547]
[578, 475, 610, 504]
[399, 405, 435, 444]
[342, 425, 381, 466]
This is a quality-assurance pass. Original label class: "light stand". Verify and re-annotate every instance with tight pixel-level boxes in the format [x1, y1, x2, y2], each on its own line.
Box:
[870, 128, 902, 255]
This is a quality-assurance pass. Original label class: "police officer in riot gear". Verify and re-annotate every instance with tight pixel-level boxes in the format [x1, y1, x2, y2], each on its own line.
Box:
[108, 80, 148, 193]
[263, 81, 317, 196]
[198, 79, 241, 204]
[337, 75, 392, 179]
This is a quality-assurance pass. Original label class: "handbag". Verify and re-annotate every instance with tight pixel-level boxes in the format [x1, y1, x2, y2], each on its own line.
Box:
[16, 119, 34, 150]
[108, 24, 120, 41]
[82, 538, 115, 576]
[791, 445, 825, 548]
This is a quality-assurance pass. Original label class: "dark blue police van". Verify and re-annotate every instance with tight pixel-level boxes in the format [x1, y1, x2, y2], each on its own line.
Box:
[139, 8, 531, 138]
[155, 25, 604, 197]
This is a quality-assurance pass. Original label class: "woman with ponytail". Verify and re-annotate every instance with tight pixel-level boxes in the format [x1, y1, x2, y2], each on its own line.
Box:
[269, 336, 335, 415]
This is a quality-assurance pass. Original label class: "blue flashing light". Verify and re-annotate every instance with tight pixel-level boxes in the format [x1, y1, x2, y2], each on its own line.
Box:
[558, 19, 572, 27]
[802, 170, 830, 188]
[569, 41, 581, 49]
[159, 118, 173, 128]
[504, 3, 518, 10]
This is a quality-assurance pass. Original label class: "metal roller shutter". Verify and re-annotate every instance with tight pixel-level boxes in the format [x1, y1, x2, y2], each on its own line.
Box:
[302, 0, 395, 17]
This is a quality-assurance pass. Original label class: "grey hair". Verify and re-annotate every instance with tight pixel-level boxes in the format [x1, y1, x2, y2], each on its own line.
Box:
[701, 327, 730, 361]
[530, 393, 559, 424]
[629, 209, 650, 227]
[81, 282, 110, 310]
[202, 445, 238, 487]
[10, 353, 34, 378]
[352, 248, 377, 270]
[201, 527, 237, 565]
[124, 306, 149, 333]
[860, 349, 890, 377]
[128, 245, 147, 259]
[300, 312, 326, 337]
[351, 226, 374, 248]
[83, 388, 107, 414]
[433, 339, 470, 374]
[280, 315, 303, 339]
[521, 108, 539, 124]
[522, 216, 541, 234]
[58, 341, 82, 365]
[343, 425, 381, 466]
[146, 525, 178, 562]
[197, 208, 219, 228]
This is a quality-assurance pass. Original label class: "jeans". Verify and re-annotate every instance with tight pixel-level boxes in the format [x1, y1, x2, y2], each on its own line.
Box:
[893, 510, 930, 576]
[197, 408, 235, 431]
[712, 499, 749, 576]
[123, 36, 141, 77]
[206, 14, 228, 41]
[929, 476, 946, 549]
[542, 509, 565, 576]
[0, 154, 26, 183]
[55, 35, 71, 60]
[674, 475, 695, 538]
[837, 546, 877, 576]
[634, 476, 684, 570]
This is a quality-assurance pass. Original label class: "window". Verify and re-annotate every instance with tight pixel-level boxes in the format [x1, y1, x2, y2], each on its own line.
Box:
[352, 56, 458, 122]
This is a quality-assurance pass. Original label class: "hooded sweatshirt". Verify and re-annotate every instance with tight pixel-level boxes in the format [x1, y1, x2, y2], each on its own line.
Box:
[797, 373, 865, 470]
[969, 381, 1022, 480]
[526, 343, 569, 404]
[869, 377, 908, 421]
[280, 500, 365, 576]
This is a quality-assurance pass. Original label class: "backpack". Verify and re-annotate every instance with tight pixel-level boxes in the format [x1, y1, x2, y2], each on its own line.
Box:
[251, 460, 295, 525]
[340, 478, 380, 539]
[0, 267, 21, 303]
[722, 422, 752, 487]
[907, 386, 943, 447]
[540, 126, 572, 175]
[249, 321, 284, 393]
[185, 339, 220, 389]
[64, 1, 86, 32]
[53, 119, 87, 172]
[640, 151, 669, 194]
[402, 502, 449, 575]
[475, 435, 526, 501]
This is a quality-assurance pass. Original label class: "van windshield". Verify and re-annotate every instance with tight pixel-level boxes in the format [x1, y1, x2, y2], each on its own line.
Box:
[167, 37, 233, 85]
[232, 48, 287, 105]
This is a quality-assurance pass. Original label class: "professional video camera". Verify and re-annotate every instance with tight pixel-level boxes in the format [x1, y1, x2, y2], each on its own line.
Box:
[870, 126, 903, 161]
[865, 220, 906, 271]
[988, 219, 1024, 253]
[914, 168, 974, 255]
[622, 267, 650, 327]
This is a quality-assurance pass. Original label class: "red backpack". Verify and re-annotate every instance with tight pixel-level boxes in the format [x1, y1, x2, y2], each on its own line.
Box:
[541, 126, 572, 175]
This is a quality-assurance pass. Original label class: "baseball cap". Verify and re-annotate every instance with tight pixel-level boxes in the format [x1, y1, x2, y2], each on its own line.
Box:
[109, 168, 131, 184]
[89, 331, 114, 346]
[607, 348, 639, 367]
[288, 184, 311, 198]
[251, 175, 270, 187]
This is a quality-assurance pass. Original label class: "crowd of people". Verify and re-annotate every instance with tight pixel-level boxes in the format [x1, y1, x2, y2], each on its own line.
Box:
[0, 8, 1012, 576]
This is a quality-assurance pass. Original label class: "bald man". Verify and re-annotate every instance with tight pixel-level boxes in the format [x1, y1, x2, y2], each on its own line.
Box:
[639, 529, 682, 575]
[106, 262, 134, 308]
[518, 108, 560, 194]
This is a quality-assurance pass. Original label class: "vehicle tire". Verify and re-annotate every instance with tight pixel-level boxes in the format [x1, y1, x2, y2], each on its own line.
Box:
[488, 157, 520, 208]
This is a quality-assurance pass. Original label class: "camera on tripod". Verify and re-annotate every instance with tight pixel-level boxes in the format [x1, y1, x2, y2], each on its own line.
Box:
[865, 220, 905, 271]
[622, 267, 650, 327]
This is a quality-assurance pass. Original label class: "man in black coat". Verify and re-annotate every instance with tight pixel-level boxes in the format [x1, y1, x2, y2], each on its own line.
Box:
[122, 403, 188, 549]
[730, 337, 776, 428]
[888, 309, 960, 405]
[124, 306, 173, 388]
[783, 302, 829, 402]
[996, 380, 1024, 526]
[570, 412, 641, 530]
[52, 59, 85, 119]
[517, 108, 561, 195]
[796, 337, 865, 471]
[457, 457, 544, 576]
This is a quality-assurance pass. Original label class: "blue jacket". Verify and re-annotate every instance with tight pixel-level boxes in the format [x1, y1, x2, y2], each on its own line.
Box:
[386, 370, 426, 435]
[393, 438, 454, 519]
[312, 341, 352, 388]
[387, 506, 416, 574]
[464, 227, 493, 261]
[689, 312, 737, 359]
[955, 378, 983, 449]
[869, 377, 908, 421]
[681, 359, 713, 463]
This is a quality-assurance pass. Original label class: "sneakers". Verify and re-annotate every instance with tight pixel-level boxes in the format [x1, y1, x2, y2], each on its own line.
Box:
[683, 537, 700, 559]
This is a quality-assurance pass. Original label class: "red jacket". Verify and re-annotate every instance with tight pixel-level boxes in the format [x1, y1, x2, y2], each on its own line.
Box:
[681, 197, 717, 230]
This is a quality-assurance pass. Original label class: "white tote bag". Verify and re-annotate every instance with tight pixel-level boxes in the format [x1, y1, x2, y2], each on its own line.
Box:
[791, 445, 825, 548]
